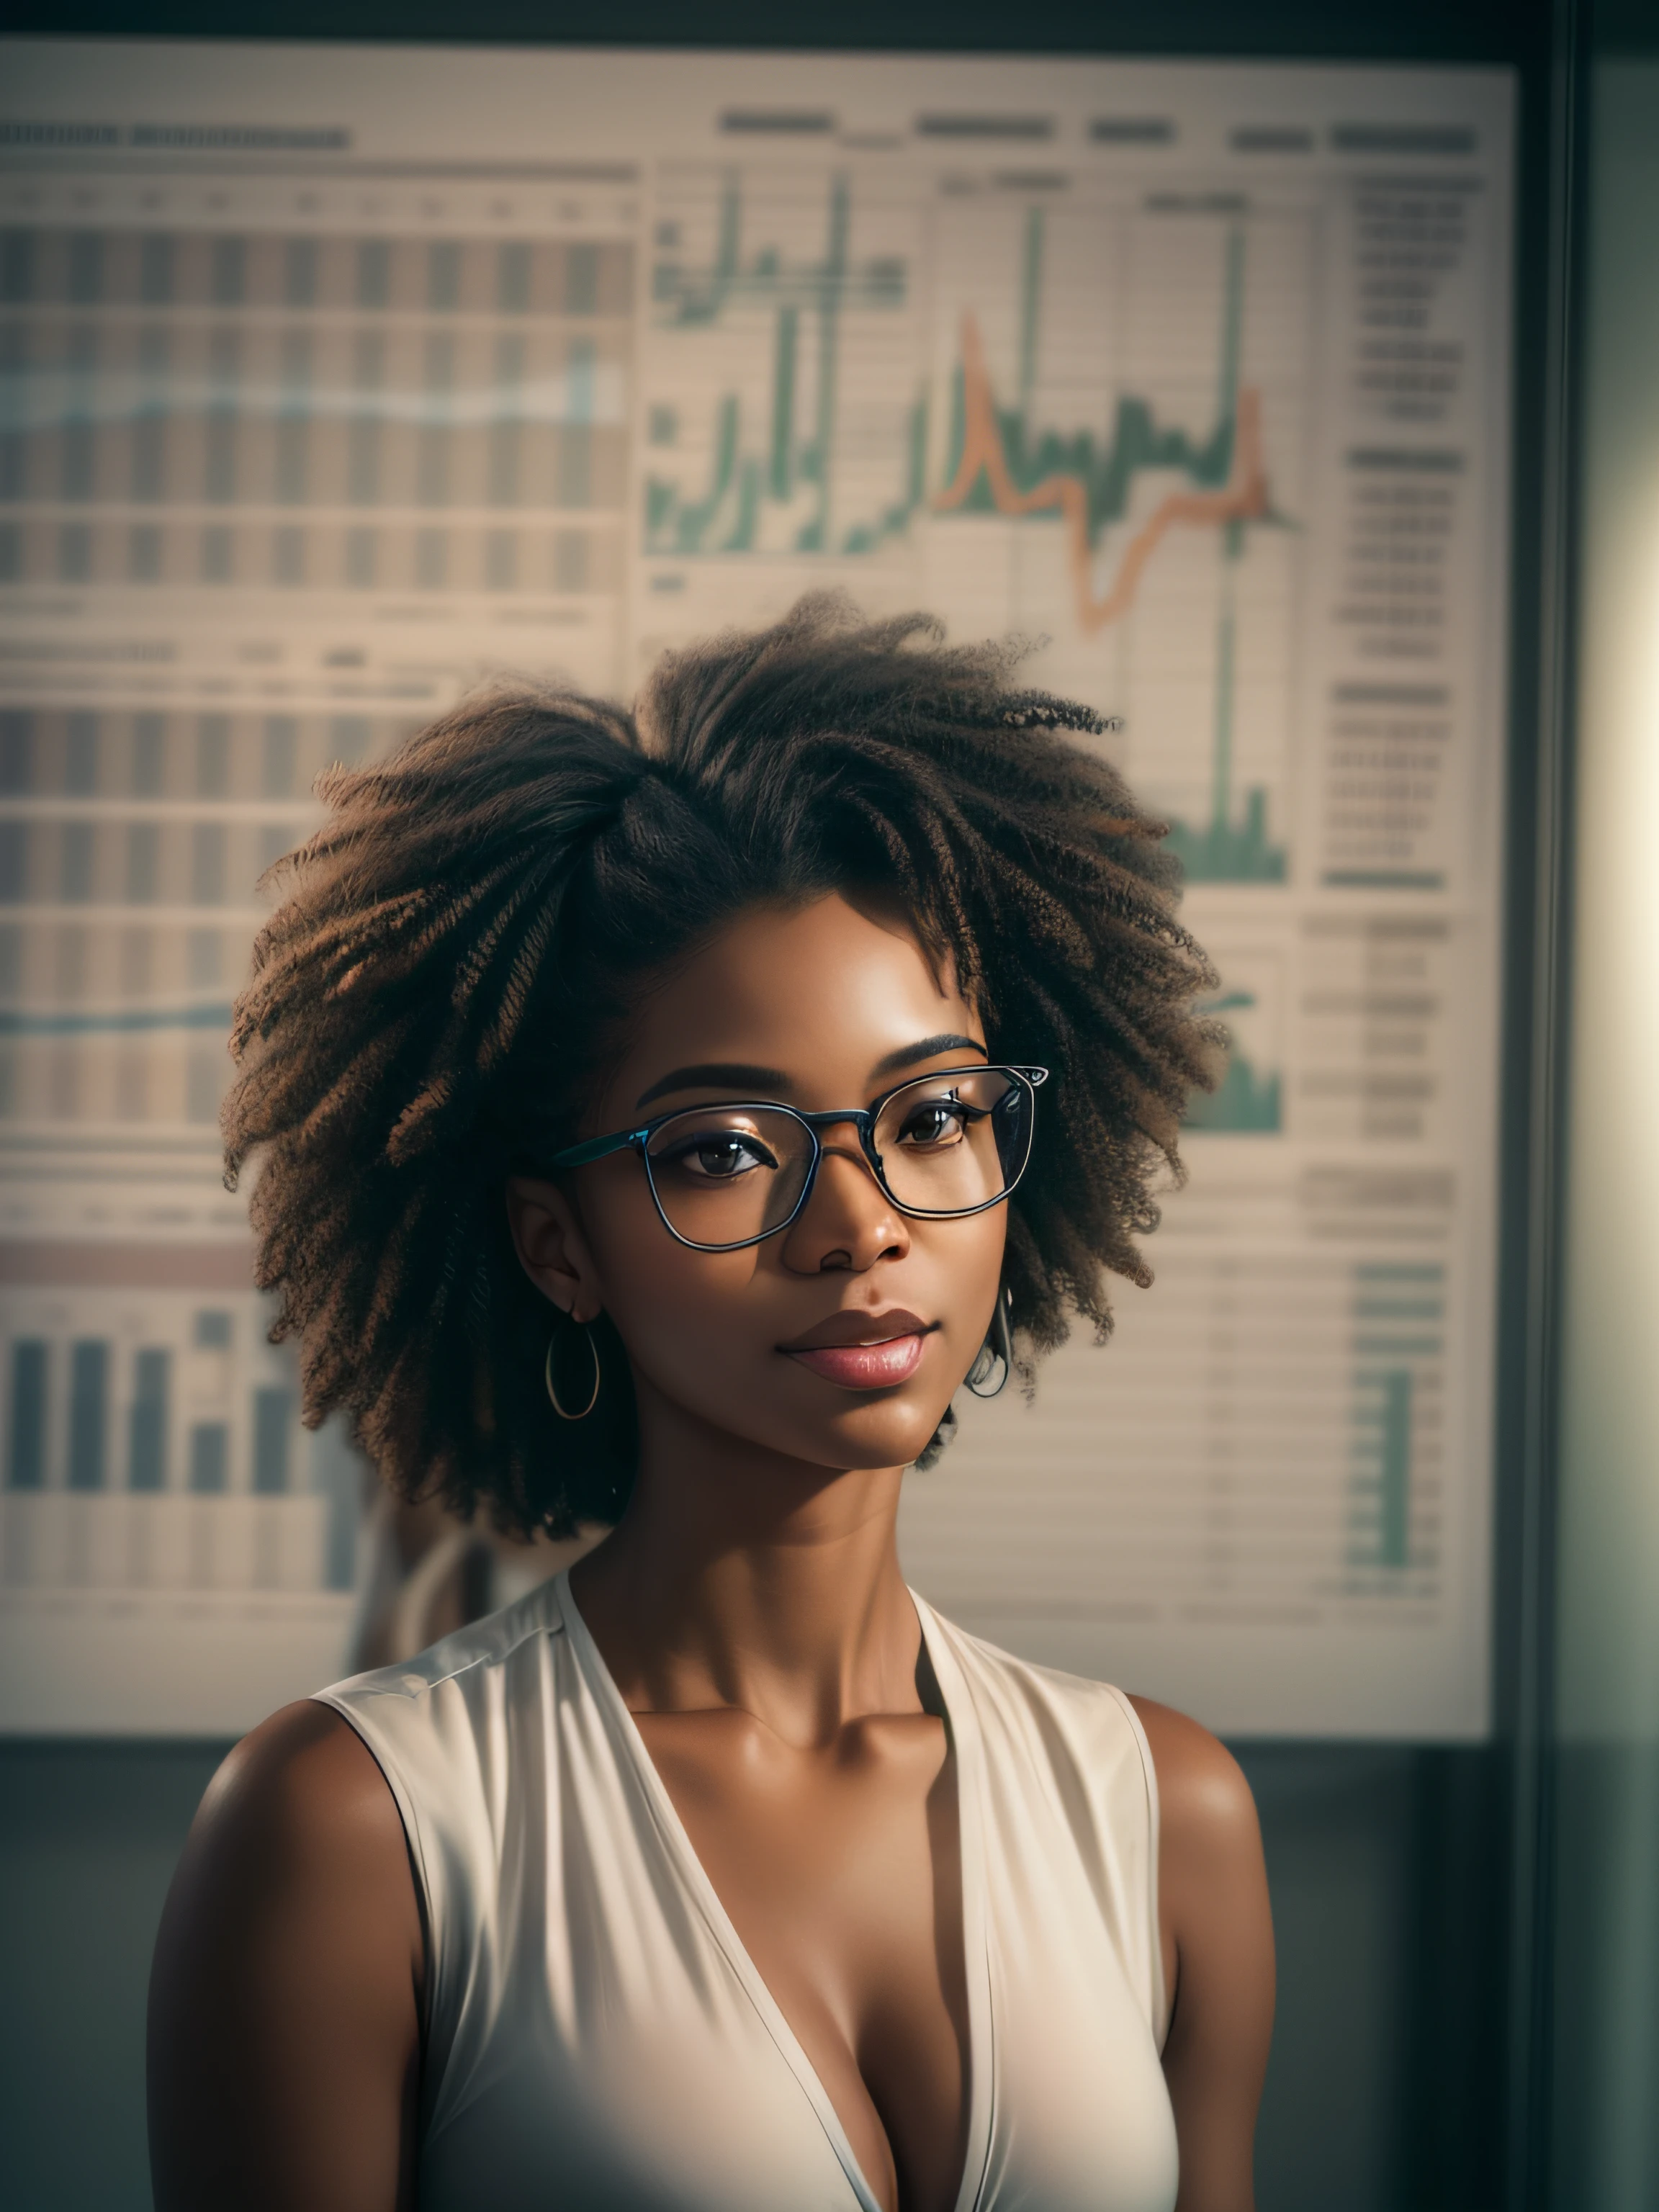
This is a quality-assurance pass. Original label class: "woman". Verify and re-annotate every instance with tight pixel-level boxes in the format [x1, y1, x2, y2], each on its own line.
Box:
[148, 602, 1274, 2212]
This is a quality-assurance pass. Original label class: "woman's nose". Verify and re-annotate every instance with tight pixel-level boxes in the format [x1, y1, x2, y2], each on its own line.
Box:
[781, 1141, 909, 1272]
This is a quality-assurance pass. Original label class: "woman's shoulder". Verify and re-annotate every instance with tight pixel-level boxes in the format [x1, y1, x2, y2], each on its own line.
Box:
[312, 1574, 575, 1869]
[148, 1699, 425, 2199]
[917, 1600, 1256, 1845]
[150, 1699, 423, 2097]
[323, 1570, 568, 1716]
[184, 1696, 411, 1892]
[1126, 1694, 1264, 1896]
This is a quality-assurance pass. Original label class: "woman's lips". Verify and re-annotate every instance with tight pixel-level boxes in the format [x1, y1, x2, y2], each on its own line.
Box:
[786, 1334, 927, 1390]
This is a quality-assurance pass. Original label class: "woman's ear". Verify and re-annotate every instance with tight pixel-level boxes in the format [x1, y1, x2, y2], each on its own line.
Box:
[504, 1178, 604, 1324]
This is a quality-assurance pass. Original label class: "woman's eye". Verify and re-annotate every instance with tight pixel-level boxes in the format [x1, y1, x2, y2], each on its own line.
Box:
[899, 1102, 968, 1147]
[673, 1135, 773, 1179]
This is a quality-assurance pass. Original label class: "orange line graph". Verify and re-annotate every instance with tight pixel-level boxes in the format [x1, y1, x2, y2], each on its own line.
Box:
[932, 312, 1273, 636]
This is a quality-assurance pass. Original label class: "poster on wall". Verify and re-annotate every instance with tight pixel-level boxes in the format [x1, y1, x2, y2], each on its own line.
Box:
[0, 42, 1512, 1735]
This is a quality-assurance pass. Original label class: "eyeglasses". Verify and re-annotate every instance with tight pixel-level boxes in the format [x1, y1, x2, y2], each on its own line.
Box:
[548, 1064, 1048, 1254]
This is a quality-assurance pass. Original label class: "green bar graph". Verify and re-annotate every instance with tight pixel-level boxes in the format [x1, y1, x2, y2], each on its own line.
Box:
[1377, 1371, 1412, 1570]
[1213, 598, 1234, 831]
[1215, 227, 1243, 451]
[769, 306, 797, 500]
[1163, 552, 1288, 884]
[1185, 986, 1282, 1131]
[1018, 207, 1043, 410]
[1184, 1049, 1281, 1132]
[1349, 1264, 1444, 1578]
[795, 177, 848, 551]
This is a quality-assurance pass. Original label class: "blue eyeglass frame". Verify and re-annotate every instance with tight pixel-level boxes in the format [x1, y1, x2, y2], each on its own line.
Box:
[547, 1062, 1051, 1254]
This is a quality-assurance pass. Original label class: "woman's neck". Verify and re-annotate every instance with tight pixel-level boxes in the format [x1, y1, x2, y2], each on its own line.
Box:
[567, 1392, 922, 1748]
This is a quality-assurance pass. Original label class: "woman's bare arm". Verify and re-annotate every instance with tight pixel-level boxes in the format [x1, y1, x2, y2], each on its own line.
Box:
[1131, 1698, 1275, 2212]
[148, 1701, 423, 2212]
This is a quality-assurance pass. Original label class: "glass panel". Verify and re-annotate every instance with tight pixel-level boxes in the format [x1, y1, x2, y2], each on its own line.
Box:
[1550, 53, 1659, 2211]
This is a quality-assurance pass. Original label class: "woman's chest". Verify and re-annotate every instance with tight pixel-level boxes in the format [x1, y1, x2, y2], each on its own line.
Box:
[421, 1753, 1177, 2212]
[635, 1707, 969, 2212]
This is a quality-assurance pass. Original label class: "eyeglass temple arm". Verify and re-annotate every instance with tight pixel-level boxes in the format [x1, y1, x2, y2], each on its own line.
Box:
[547, 1130, 642, 1169]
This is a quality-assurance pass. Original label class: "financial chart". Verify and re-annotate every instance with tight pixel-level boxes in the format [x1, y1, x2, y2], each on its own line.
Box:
[0, 44, 1512, 1733]
[642, 171, 1307, 882]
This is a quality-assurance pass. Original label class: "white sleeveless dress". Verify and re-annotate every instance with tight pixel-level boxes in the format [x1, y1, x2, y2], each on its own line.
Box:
[316, 1570, 1179, 2212]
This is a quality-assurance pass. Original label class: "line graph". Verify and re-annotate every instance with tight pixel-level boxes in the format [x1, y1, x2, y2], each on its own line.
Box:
[640, 170, 1305, 884]
[925, 205, 1295, 883]
[932, 223, 1274, 635]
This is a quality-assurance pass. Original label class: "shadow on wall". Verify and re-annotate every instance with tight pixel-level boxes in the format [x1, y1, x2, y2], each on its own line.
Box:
[0, 1740, 226, 2212]
[1243, 1747, 1415, 2211]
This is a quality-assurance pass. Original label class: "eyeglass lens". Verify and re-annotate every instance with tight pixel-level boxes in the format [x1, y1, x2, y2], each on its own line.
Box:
[642, 1068, 1031, 1249]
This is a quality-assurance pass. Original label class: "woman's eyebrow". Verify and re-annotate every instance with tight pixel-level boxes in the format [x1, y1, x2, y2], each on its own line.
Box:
[869, 1033, 989, 1079]
[635, 1061, 791, 1110]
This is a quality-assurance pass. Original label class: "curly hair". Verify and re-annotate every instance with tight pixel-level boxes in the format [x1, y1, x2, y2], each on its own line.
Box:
[224, 597, 1220, 1537]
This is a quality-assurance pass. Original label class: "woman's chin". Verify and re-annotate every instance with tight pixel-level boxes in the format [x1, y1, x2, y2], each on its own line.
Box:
[810, 1395, 958, 1473]
[649, 1363, 961, 1479]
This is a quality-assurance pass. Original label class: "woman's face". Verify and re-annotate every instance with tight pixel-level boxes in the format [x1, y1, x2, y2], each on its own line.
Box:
[510, 892, 1009, 1481]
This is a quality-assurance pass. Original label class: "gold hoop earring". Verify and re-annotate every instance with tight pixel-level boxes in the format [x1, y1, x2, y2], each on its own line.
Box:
[544, 1315, 602, 1421]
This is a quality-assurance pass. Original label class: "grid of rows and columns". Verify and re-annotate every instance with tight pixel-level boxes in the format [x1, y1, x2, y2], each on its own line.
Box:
[0, 705, 395, 1128]
[0, 184, 637, 1624]
[1, 221, 632, 595]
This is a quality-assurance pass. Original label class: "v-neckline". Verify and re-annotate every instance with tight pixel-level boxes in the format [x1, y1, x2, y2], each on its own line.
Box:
[553, 1570, 994, 2212]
